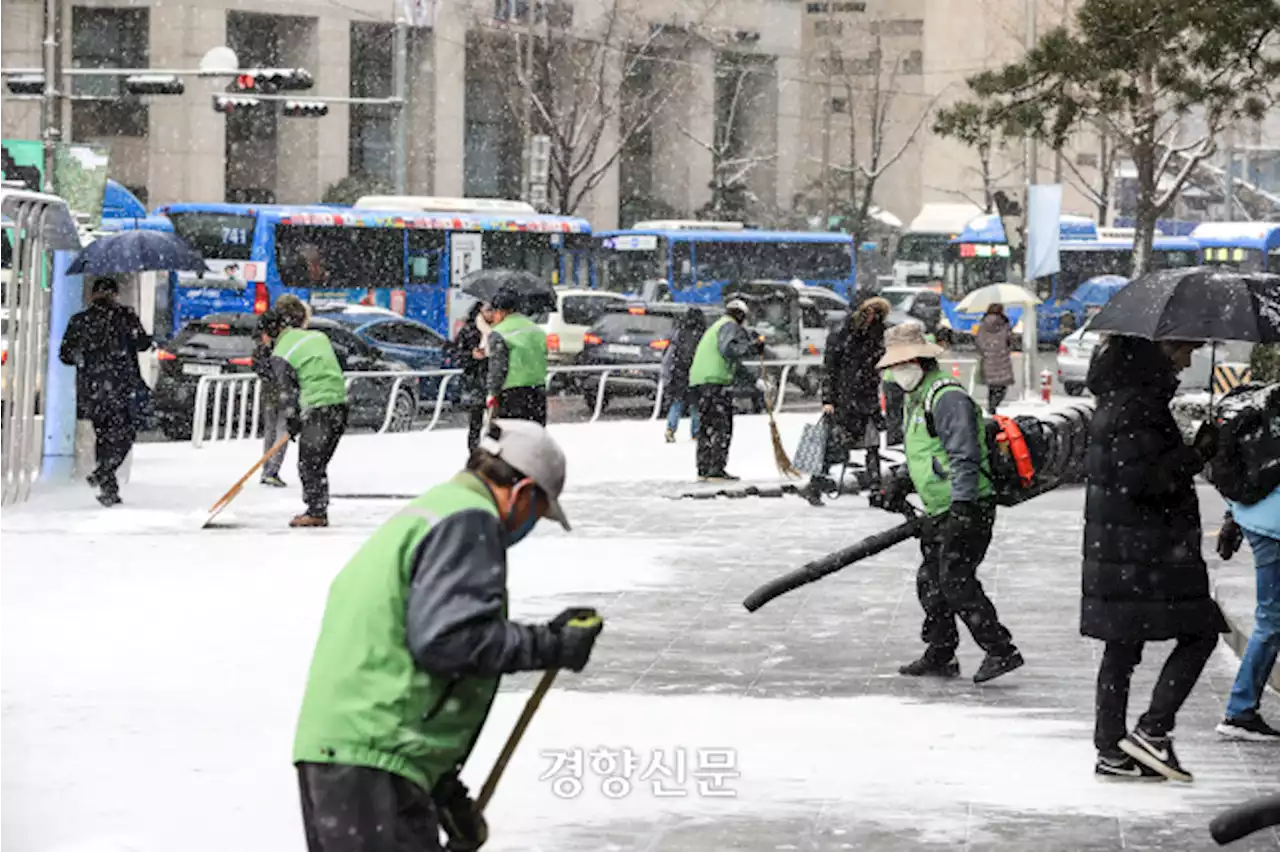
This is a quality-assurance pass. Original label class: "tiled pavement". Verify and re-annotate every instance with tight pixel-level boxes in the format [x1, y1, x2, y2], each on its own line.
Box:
[498, 479, 1280, 851]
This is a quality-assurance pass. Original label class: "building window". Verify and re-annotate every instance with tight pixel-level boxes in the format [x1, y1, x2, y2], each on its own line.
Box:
[830, 97, 848, 114]
[349, 22, 394, 185]
[820, 57, 845, 76]
[900, 49, 923, 75]
[806, 2, 866, 12]
[70, 7, 149, 139]
[814, 20, 843, 37]
[871, 19, 923, 36]
[1076, 152, 1099, 168]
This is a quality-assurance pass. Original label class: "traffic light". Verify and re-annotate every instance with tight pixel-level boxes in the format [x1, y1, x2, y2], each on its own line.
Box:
[282, 100, 328, 118]
[6, 73, 44, 96]
[227, 68, 314, 95]
[213, 95, 263, 114]
[123, 74, 185, 96]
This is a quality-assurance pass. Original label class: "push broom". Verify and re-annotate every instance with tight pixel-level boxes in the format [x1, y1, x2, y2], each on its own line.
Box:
[760, 352, 800, 479]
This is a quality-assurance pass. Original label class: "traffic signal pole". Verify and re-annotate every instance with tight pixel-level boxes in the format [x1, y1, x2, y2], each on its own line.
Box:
[40, 0, 63, 192]
[392, 18, 409, 194]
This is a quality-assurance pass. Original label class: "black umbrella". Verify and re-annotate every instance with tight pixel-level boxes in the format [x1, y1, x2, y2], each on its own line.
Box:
[459, 269, 557, 315]
[1088, 267, 1280, 344]
[66, 229, 206, 276]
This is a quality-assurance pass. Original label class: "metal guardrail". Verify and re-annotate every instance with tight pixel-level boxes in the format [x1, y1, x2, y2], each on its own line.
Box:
[189, 358, 826, 448]
[1, 190, 79, 506]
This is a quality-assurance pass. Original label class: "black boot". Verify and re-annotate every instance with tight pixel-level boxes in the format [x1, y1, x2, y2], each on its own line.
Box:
[899, 652, 960, 678]
[973, 647, 1024, 684]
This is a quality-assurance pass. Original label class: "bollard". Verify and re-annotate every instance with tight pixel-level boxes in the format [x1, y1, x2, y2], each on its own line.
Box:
[1040, 369, 1053, 403]
[952, 362, 961, 379]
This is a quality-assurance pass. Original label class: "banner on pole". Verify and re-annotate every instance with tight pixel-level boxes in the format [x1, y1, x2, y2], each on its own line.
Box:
[1026, 184, 1062, 280]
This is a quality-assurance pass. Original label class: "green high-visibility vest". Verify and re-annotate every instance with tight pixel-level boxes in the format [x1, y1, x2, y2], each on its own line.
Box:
[493, 314, 547, 390]
[292, 474, 503, 793]
[902, 371, 992, 516]
[272, 328, 347, 411]
[689, 316, 734, 387]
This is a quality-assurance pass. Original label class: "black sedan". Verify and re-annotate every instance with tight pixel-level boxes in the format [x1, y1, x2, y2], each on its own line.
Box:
[575, 304, 765, 413]
[153, 313, 419, 440]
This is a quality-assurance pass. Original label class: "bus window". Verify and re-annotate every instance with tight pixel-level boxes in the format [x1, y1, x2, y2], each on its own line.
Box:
[275, 225, 405, 292]
[693, 242, 742, 280]
[481, 231, 561, 281]
[407, 231, 446, 284]
[598, 249, 659, 293]
[1204, 246, 1266, 272]
[672, 241, 692, 285]
[895, 233, 950, 265]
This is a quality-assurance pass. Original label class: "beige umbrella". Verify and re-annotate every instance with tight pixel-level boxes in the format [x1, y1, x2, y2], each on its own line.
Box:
[956, 282, 1041, 313]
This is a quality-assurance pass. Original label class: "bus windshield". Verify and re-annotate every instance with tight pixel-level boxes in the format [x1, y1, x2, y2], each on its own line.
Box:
[597, 248, 663, 293]
[896, 233, 951, 264]
[169, 211, 256, 289]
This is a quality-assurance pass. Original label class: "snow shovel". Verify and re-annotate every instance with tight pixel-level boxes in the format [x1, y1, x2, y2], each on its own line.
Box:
[475, 668, 558, 812]
[202, 433, 291, 528]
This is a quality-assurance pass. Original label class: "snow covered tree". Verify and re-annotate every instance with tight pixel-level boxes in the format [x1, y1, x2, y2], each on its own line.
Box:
[936, 0, 1280, 274]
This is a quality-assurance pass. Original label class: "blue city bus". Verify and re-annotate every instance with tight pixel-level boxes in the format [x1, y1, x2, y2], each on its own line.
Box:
[1190, 221, 1280, 272]
[151, 203, 593, 337]
[593, 224, 856, 303]
[941, 214, 1199, 344]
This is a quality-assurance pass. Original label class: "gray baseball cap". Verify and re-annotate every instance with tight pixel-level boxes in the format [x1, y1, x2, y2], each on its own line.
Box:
[477, 419, 571, 531]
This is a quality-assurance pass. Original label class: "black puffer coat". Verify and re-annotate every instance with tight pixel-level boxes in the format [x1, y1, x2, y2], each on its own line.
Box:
[821, 310, 886, 448]
[1080, 336, 1228, 642]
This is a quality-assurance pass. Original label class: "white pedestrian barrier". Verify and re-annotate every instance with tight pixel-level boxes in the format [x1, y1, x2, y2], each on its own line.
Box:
[189, 359, 826, 448]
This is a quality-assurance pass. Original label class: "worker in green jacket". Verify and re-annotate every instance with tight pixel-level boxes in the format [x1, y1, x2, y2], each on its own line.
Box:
[872, 322, 1023, 685]
[485, 288, 549, 425]
[271, 295, 349, 527]
[688, 298, 767, 481]
[293, 418, 603, 852]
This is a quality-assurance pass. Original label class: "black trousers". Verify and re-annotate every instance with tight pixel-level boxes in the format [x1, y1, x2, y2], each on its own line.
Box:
[262, 397, 289, 478]
[297, 762, 442, 852]
[89, 398, 136, 496]
[987, 385, 1009, 415]
[496, 386, 546, 426]
[917, 501, 1014, 657]
[467, 405, 486, 452]
[1093, 635, 1218, 757]
[299, 404, 348, 517]
[695, 385, 734, 477]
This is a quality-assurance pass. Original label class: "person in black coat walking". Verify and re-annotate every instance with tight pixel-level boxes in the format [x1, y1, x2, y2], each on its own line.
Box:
[810, 296, 890, 500]
[253, 310, 289, 487]
[662, 308, 706, 442]
[451, 302, 490, 452]
[58, 276, 152, 506]
[1083, 335, 1228, 783]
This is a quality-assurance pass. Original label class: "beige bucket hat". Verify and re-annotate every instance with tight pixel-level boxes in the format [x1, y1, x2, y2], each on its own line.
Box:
[876, 322, 945, 369]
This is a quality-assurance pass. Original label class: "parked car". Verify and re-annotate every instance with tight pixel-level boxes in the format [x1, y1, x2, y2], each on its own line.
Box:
[575, 303, 768, 413]
[530, 288, 631, 364]
[723, 280, 832, 396]
[312, 304, 453, 400]
[1057, 318, 1255, 397]
[882, 286, 944, 335]
[153, 313, 419, 440]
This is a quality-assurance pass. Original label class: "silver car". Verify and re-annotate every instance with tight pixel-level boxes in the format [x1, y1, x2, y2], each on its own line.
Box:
[1057, 319, 1254, 396]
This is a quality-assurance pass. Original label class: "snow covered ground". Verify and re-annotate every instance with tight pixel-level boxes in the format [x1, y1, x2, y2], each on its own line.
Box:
[4, 408, 1276, 852]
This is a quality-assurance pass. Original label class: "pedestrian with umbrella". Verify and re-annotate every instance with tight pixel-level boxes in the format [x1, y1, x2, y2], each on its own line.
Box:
[450, 301, 490, 452]
[975, 302, 1016, 414]
[485, 287, 549, 426]
[58, 276, 153, 506]
[65, 228, 206, 278]
[1080, 267, 1280, 782]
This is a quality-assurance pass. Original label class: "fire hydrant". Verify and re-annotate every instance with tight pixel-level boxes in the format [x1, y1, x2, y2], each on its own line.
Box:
[1040, 369, 1053, 403]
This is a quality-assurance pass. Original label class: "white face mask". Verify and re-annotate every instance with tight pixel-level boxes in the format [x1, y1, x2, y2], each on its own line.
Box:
[891, 362, 925, 391]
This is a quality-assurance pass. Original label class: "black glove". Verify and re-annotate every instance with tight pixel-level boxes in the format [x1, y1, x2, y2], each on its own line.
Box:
[1193, 421, 1219, 463]
[286, 416, 302, 440]
[547, 607, 603, 672]
[869, 475, 907, 513]
[945, 501, 982, 541]
[1218, 514, 1244, 561]
[433, 770, 488, 851]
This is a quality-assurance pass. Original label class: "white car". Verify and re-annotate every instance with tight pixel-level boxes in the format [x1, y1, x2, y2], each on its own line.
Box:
[531, 288, 631, 363]
[1058, 319, 1254, 396]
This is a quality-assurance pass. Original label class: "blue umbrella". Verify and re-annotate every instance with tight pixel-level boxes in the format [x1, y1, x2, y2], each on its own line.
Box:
[1070, 274, 1128, 308]
[66, 229, 206, 276]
